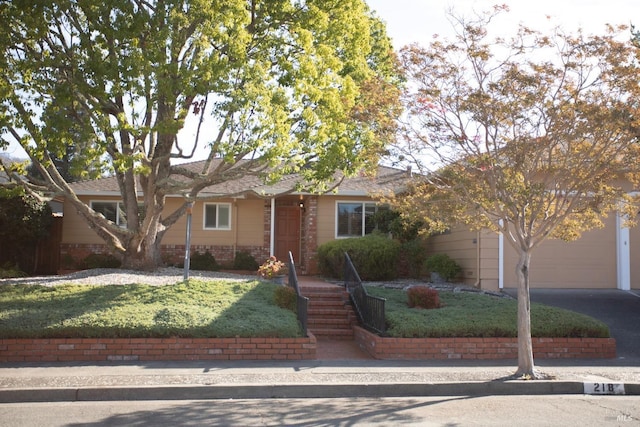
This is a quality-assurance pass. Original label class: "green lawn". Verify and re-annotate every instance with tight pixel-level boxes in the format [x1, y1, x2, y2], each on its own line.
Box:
[0, 280, 302, 339]
[0, 279, 611, 340]
[366, 286, 611, 338]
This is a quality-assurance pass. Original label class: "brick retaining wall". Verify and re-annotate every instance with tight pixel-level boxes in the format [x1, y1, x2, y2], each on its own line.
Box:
[354, 326, 616, 360]
[0, 335, 317, 363]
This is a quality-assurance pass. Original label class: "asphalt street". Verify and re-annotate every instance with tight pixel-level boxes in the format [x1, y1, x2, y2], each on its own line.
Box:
[1, 395, 638, 426]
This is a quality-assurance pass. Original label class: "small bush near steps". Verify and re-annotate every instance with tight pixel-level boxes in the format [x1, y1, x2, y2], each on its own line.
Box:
[407, 286, 441, 309]
[274, 286, 297, 311]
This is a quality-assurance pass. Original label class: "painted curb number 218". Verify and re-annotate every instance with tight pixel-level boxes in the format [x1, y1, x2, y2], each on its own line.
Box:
[583, 382, 625, 395]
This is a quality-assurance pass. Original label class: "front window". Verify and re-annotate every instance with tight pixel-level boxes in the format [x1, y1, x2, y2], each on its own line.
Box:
[336, 202, 385, 237]
[91, 201, 145, 228]
[91, 201, 126, 226]
[204, 203, 231, 230]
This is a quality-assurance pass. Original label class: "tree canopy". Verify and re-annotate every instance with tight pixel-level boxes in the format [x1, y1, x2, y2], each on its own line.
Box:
[0, 0, 401, 269]
[391, 7, 640, 377]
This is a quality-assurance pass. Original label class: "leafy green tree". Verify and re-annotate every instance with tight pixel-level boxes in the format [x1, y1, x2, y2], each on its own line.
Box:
[0, 0, 401, 269]
[28, 105, 106, 183]
[392, 7, 640, 378]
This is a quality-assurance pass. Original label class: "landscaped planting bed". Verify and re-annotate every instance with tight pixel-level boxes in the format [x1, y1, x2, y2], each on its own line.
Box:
[0, 279, 315, 362]
[354, 286, 615, 360]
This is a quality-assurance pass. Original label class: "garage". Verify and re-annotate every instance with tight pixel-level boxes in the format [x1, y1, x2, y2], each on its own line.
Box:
[502, 215, 618, 289]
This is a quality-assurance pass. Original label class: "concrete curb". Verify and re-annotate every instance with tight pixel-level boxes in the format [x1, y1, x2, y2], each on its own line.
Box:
[1, 381, 638, 402]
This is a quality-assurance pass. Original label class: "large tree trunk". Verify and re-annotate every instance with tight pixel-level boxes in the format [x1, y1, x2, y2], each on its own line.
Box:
[515, 249, 537, 378]
[120, 234, 163, 271]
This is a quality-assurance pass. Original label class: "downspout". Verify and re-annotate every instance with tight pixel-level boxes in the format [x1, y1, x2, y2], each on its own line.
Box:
[270, 197, 276, 256]
[474, 231, 481, 288]
[233, 198, 238, 256]
[616, 210, 631, 291]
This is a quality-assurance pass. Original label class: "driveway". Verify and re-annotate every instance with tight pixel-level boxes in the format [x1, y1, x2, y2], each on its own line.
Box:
[502, 288, 640, 361]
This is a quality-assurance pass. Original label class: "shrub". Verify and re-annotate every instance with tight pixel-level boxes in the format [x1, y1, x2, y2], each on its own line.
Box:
[0, 190, 52, 274]
[61, 254, 76, 270]
[407, 286, 441, 309]
[82, 253, 121, 269]
[161, 253, 181, 268]
[233, 251, 259, 271]
[317, 234, 401, 281]
[425, 253, 461, 281]
[0, 262, 26, 279]
[190, 250, 218, 271]
[371, 208, 424, 242]
[401, 239, 428, 279]
[274, 286, 297, 312]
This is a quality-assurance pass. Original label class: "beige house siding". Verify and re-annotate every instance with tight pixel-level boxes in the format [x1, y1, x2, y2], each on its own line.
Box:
[503, 215, 617, 289]
[62, 197, 265, 248]
[425, 226, 477, 286]
[422, 227, 500, 290]
[161, 198, 265, 247]
[478, 231, 500, 292]
[61, 196, 119, 245]
[61, 196, 269, 267]
[420, 217, 625, 291]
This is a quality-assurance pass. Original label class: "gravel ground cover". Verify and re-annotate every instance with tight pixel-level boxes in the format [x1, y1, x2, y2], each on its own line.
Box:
[0, 268, 259, 287]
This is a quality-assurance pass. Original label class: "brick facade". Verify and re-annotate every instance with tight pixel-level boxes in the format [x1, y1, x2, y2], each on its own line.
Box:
[263, 199, 272, 260]
[0, 336, 317, 363]
[60, 243, 270, 270]
[301, 196, 319, 275]
[354, 327, 616, 360]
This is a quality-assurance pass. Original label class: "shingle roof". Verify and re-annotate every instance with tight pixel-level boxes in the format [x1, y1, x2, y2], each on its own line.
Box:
[69, 160, 411, 198]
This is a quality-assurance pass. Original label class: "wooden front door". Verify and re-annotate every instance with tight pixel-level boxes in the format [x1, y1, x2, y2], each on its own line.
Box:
[275, 205, 300, 263]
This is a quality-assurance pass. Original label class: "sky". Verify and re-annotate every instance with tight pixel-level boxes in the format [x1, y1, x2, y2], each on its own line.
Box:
[366, 0, 640, 49]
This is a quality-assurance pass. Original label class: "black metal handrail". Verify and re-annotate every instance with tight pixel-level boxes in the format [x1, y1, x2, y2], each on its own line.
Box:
[287, 251, 309, 337]
[343, 252, 386, 335]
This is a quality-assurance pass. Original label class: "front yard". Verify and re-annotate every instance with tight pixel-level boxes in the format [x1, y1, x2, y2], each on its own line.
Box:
[0, 276, 610, 340]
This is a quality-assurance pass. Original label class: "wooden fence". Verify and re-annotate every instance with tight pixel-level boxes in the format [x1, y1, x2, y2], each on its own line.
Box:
[0, 215, 62, 275]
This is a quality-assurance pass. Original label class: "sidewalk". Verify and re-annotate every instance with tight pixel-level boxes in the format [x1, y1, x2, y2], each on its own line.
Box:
[1, 357, 639, 402]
